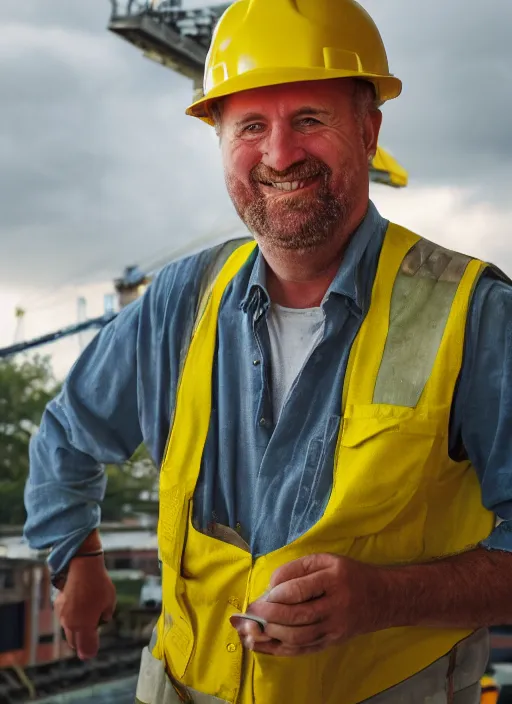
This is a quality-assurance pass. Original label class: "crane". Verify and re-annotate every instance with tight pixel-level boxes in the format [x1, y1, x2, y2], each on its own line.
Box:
[107, 0, 409, 188]
[0, 1, 409, 360]
[0, 266, 147, 359]
[0, 227, 238, 359]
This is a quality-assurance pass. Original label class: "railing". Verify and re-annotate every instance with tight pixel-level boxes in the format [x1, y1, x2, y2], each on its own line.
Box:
[109, 0, 230, 48]
[110, 1, 181, 19]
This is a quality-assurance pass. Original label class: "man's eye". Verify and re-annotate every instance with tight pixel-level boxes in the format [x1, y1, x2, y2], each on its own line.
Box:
[300, 117, 320, 126]
[243, 123, 264, 133]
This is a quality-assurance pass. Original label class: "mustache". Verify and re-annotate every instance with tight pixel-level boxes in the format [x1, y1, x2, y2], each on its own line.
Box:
[250, 159, 331, 185]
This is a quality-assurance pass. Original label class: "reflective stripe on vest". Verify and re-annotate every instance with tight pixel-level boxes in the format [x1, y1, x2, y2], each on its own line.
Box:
[373, 237, 474, 406]
[146, 223, 495, 704]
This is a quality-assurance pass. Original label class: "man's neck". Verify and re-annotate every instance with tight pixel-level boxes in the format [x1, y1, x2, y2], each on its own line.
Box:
[260, 208, 367, 309]
[264, 251, 342, 308]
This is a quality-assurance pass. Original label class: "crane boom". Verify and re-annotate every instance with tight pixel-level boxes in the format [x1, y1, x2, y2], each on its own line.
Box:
[0, 313, 117, 359]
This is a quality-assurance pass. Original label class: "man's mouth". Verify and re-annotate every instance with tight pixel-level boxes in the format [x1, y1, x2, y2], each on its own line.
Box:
[258, 175, 320, 192]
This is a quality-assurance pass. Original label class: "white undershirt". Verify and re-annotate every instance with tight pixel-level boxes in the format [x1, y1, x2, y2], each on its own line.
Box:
[266, 303, 325, 419]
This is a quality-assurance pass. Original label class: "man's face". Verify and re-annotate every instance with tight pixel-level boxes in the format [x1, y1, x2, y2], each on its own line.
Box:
[218, 79, 381, 251]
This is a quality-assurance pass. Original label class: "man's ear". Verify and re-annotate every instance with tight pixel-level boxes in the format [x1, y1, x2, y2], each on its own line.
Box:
[365, 109, 383, 161]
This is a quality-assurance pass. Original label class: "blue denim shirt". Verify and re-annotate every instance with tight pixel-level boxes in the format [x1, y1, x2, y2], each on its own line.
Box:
[24, 202, 512, 574]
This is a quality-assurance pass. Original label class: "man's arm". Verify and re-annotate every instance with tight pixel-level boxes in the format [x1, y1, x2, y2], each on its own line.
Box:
[23, 247, 210, 573]
[22, 250, 211, 658]
[22, 297, 149, 660]
[452, 271, 512, 553]
[377, 546, 512, 630]
[24, 299, 145, 575]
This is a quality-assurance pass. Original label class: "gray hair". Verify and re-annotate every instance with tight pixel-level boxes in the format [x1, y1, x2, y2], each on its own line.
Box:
[209, 101, 224, 137]
[353, 80, 380, 124]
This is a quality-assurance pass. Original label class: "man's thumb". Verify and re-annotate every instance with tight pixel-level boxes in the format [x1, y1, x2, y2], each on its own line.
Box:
[100, 600, 116, 625]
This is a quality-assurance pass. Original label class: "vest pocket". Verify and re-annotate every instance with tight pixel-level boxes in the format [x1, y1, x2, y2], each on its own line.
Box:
[161, 563, 195, 680]
[337, 404, 442, 559]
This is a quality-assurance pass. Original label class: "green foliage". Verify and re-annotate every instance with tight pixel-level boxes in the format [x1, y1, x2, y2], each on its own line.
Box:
[0, 355, 59, 525]
[102, 445, 159, 523]
[0, 355, 159, 527]
[111, 576, 146, 607]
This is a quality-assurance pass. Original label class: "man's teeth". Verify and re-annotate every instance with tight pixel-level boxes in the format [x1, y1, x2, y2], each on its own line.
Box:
[269, 180, 307, 191]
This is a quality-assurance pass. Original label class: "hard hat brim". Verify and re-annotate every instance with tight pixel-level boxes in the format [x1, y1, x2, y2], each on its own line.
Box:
[186, 68, 402, 125]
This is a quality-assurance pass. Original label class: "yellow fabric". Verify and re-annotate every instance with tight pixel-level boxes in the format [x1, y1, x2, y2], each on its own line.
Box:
[371, 146, 408, 188]
[480, 675, 500, 704]
[186, 0, 402, 124]
[156, 224, 494, 704]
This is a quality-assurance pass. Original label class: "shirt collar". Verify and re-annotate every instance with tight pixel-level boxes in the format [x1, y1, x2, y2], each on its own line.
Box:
[240, 200, 387, 315]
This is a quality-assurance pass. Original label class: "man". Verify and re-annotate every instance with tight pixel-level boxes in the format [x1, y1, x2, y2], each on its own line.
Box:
[24, 0, 512, 702]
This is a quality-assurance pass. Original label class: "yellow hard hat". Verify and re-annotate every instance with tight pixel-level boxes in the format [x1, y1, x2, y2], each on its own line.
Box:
[186, 0, 402, 125]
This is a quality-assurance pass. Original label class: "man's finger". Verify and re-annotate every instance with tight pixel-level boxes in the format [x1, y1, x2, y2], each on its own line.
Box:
[63, 626, 76, 651]
[270, 554, 335, 589]
[230, 616, 273, 644]
[267, 570, 327, 605]
[75, 628, 99, 661]
[247, 598, 326, 627]
[262, 621, 327, 648]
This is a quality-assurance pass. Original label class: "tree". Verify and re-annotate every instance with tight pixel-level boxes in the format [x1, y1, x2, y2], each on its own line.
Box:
[102, 445, 159, 523]
[0, 355, 60, 525]
[0, 354, 159, 527]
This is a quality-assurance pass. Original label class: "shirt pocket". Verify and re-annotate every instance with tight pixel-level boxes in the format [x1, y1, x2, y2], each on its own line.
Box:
[336, 404, 444, 540]
[288, 415, 341, 541]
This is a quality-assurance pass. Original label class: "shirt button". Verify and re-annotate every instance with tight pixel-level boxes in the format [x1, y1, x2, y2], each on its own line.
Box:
[253, 359, 261, 366]
[259, 417, 266, 427]
[228, 597, 241, 609]
[227, 643, 237, 653]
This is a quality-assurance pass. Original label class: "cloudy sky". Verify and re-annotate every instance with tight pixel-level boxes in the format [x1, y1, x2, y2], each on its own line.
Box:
[1, 0, 511, 377]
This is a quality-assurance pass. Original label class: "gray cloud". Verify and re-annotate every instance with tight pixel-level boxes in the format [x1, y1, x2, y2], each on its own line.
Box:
[366, 0, 512, 188]
[0, 0, 511, 291]
[0, 0, 235, 290]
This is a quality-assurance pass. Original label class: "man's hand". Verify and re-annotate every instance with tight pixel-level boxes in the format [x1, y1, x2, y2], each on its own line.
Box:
[54, 554, 117, 661]
[231, 547, 512, 657]
[231, 553, 380, 657]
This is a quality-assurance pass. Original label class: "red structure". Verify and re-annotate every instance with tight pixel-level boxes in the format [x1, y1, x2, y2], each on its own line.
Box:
[0, 557, 72, 668]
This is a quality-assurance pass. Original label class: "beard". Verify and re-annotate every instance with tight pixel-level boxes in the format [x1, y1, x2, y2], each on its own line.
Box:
[226, 156, 359, 251]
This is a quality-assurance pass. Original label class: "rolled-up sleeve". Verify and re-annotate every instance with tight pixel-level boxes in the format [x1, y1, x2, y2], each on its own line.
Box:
[24, 250, 205, 574]
[451, 270, 512, 551]
[25, 301, 145, 573]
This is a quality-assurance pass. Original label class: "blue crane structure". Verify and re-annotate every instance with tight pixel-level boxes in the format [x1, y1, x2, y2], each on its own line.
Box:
[0, 266, 148, 359]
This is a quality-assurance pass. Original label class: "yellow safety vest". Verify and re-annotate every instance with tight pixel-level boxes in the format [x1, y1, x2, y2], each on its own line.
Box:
[150, 222, 495, 703]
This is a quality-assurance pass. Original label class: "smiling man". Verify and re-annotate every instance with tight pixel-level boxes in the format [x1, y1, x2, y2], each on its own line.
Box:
[23, 1, 512, 703]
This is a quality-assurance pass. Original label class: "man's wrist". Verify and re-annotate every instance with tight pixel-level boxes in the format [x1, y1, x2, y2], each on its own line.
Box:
[50, 530, 104, 591]
[75, 528, 102, 555]
[356, 561, 404, 633]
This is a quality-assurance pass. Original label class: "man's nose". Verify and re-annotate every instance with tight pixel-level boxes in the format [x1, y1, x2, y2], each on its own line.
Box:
[260, 125, 307, 174]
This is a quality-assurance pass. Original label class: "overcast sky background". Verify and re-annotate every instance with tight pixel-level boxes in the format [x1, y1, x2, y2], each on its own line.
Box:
[1, 0, 511, 378]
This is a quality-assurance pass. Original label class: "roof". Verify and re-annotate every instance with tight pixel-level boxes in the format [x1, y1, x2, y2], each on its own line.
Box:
[0, 529, 158, 561]
[0, 555, 42, 569]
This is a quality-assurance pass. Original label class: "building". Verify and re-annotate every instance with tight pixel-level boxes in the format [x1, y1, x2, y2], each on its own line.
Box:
[0, 557, 70, 668]
[0, 526, 159, 668]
